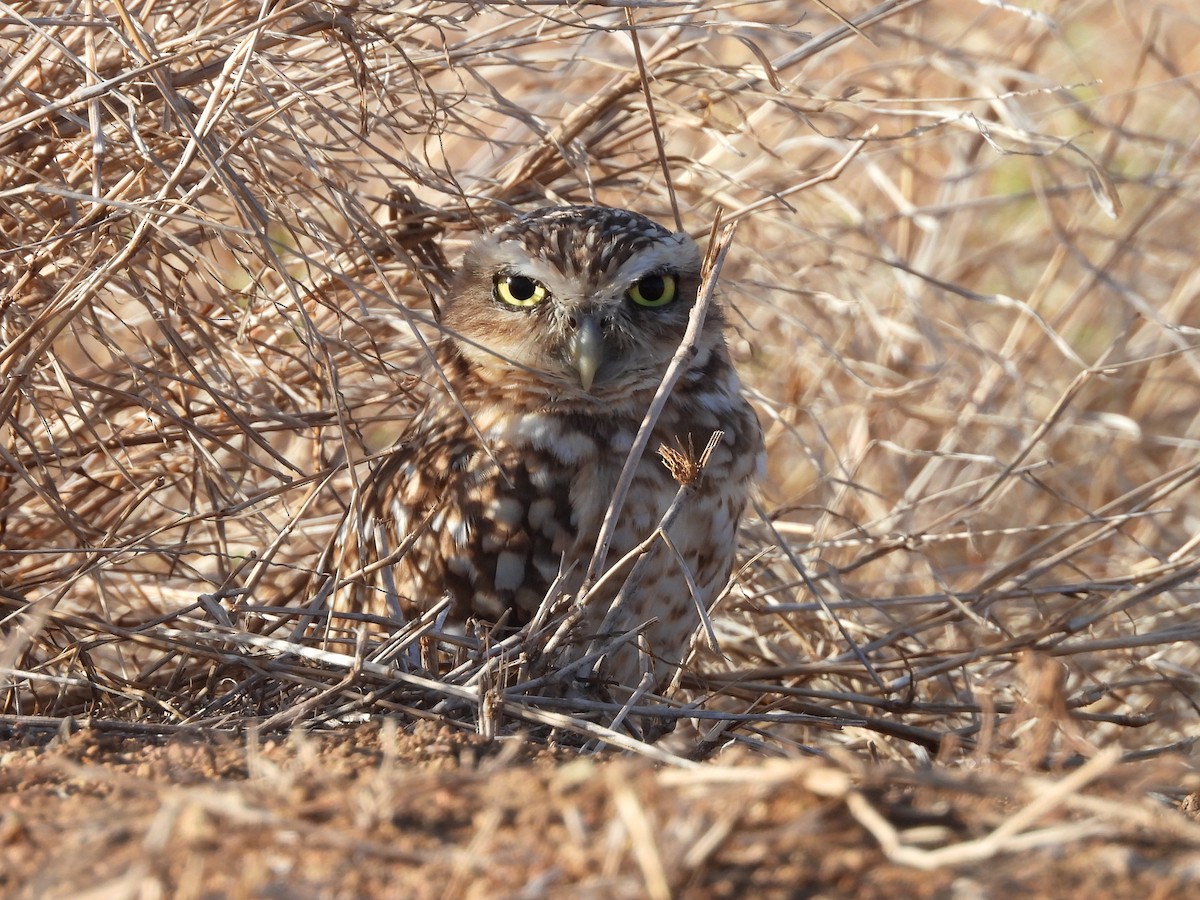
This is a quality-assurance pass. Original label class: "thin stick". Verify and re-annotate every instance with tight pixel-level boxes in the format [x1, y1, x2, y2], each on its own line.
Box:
[582, 216, 737, 590]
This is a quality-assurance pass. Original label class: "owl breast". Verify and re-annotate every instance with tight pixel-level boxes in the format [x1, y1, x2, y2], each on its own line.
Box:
[365, 343, 762, 692]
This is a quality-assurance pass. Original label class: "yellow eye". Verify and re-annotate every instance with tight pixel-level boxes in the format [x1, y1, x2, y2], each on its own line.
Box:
[495, 274, 548, 308]
[627, 273, 677, 308]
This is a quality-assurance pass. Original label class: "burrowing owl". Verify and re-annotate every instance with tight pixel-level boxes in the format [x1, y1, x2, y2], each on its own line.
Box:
[346, 205, 763, 696]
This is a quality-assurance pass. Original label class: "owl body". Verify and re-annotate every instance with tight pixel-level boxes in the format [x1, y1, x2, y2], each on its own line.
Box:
[356, 206, 763, 694]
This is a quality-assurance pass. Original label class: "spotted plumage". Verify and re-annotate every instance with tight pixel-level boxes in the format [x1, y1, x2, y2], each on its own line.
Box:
[341, 205, 763, 696]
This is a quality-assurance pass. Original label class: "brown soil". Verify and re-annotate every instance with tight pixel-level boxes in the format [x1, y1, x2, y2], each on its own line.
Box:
[3, 721, 1198, 898]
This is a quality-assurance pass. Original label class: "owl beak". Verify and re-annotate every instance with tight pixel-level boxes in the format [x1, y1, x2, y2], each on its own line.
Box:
[567, 315, 604, 391]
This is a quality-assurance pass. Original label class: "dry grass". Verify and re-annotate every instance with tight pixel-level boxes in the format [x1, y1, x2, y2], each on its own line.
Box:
[3, 721, 1199, 898]
[2, 1, 1200, 880]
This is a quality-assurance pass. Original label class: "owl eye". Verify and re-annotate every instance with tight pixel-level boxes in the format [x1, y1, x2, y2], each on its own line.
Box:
[627, 273, 677, 308]
[494, 274, 548, 308]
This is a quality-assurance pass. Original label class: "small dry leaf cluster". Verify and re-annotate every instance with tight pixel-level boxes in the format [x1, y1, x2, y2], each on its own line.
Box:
[2, 3, 1199, 886]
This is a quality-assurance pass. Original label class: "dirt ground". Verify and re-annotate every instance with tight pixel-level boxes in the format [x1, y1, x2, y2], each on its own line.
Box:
[2, 719, 1198, 899]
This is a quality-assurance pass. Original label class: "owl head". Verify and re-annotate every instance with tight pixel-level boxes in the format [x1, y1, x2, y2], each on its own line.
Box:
[440, 206, 725, 402]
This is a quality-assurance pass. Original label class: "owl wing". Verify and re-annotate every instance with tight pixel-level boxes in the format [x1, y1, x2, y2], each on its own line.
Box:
[346, 363, 580, 626]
